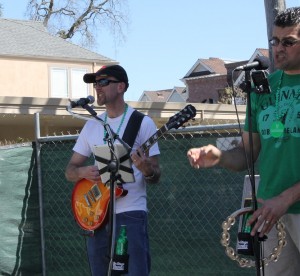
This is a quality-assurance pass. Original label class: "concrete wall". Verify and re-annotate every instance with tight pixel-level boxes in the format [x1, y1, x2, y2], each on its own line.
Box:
[0, 96, 246, 143]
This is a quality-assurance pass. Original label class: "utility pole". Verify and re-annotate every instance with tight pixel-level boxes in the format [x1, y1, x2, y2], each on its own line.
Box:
[264, 0, 286, 73]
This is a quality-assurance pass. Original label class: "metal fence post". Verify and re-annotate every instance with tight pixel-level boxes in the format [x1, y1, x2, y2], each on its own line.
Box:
[34, 112, 47, 276]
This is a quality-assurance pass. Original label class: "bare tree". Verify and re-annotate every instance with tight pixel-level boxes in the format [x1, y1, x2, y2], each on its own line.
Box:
[26, 0, 129, 49]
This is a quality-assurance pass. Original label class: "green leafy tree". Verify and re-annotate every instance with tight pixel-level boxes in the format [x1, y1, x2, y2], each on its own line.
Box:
[218, 86, 246, 105]
[26, 0, 129, 48]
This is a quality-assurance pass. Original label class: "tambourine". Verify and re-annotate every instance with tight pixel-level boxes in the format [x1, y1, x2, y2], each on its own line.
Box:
[220, 207, 286, 268]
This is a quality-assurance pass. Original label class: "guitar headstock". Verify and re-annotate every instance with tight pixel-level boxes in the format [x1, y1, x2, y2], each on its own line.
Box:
[166, 104, 196, 130]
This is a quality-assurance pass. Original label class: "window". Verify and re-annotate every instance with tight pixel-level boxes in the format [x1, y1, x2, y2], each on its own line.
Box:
[50, 67, 89, 98]
[50, 68, 68, 98]
[71, 69, 88, 98]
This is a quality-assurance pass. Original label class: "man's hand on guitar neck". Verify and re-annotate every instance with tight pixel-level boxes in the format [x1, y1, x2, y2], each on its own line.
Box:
[131, 148, 160, 184]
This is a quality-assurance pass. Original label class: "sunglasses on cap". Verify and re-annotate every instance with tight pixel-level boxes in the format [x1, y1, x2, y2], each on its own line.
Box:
[93, 79, 121, 88]
[269, 37, 300, 47]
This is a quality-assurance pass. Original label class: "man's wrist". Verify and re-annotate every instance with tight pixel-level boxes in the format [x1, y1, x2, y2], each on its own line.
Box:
[144, 172, 155, 180]
[144, 167, 160, 183]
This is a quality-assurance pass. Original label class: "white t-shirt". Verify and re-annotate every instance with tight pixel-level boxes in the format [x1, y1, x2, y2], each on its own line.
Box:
[73, 105, 160, 213]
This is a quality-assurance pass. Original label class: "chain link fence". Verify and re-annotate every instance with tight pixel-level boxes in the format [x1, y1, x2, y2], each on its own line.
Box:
[1, 118, 260, 275]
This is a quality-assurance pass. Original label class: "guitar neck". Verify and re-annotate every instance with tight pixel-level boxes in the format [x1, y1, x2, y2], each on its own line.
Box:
[139, 124, 169, 153]
[137, 104, 196, 154]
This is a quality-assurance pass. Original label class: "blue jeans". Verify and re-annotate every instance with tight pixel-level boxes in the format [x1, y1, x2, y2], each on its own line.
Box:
[87, 210, 150, 276]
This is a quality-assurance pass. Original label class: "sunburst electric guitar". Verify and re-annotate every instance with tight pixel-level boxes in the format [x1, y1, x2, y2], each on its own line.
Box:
[71, 104, 197, 231]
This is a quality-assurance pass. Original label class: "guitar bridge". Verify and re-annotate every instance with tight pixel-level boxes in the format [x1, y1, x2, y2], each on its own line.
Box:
[88, 190, 96, 203]
[84, 194, 92, 207]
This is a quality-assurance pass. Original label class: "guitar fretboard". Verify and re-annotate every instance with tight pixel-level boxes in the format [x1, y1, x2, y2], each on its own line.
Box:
[138, 104, 196, 154]
[140, 125, 168, 153]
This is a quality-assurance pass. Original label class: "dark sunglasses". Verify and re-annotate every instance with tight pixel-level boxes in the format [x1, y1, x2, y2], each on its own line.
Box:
[269, 37, 300, 47]
[93, 79, 121, 88]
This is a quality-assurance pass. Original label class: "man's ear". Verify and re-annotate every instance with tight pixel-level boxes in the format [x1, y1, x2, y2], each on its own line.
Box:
[118, 82, 127, 93]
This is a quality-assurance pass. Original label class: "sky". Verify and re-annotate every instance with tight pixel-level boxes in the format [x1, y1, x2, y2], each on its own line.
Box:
[2, 0, 300, 101]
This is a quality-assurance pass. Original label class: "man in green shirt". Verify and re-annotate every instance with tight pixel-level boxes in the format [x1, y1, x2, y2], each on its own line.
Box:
[187, 7, 300, 276]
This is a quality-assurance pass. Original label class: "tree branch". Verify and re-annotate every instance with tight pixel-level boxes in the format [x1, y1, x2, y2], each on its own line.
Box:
[26, 0, 129, 48]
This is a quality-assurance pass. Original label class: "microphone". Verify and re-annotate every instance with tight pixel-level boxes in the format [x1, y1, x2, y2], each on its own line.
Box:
[235, 56, 269, 71]
[70, 95, 95, 108]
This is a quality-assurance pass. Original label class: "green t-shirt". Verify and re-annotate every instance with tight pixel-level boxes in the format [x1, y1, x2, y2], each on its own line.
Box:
[244, 70, 300, 213]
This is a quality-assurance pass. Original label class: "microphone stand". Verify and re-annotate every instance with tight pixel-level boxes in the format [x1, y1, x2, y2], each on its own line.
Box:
[104, 124, 131, 276]
[67, 103, 131, 276]
[239, 70, 263, 276]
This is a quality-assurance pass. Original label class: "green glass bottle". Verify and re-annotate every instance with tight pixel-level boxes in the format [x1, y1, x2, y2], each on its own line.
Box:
[241, 212, 252, 233]
[241, 198, 253, 233]
[115, 225, 128, 255]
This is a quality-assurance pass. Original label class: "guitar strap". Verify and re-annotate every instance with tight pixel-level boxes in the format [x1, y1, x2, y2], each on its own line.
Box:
[117, 110, 144, 182]
[122, 109, 145, 149]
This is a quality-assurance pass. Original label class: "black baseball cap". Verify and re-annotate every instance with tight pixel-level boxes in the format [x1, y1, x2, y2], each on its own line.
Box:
[83, 65, 129, 89]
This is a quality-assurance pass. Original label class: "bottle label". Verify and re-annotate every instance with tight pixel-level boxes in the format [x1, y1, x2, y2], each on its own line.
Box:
[112, 254, 129, 273]
[237, 232, 254, 256]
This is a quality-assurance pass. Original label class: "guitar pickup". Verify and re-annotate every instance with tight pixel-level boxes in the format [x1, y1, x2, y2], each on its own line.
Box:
[91, 184, 101, 200]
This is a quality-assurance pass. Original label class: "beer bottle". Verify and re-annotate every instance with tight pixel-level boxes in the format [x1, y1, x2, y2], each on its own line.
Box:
[115, 225, 128, 255]
[241, 198, 253, 233]
[241, 212, 252, 233]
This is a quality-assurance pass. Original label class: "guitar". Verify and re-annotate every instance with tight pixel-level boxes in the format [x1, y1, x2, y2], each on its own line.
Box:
[71, 104, 196, 231]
